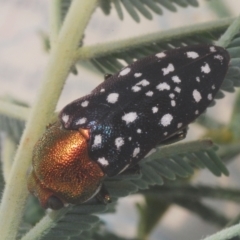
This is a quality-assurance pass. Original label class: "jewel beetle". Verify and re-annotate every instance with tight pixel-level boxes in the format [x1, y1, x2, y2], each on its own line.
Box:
[27, 44, 230, 210]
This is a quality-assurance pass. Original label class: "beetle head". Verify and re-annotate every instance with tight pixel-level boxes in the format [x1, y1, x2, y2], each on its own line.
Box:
[27, 121, 105, 210]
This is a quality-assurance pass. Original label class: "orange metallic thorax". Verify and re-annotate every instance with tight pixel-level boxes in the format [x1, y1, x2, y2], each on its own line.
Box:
[27, 121, 105, 209]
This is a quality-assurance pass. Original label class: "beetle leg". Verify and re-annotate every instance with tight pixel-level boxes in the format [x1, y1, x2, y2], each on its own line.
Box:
[119, 164, 140, 176]
[160, 127, 188, 145]
[96, 184, 111, 204]
[104, 74, 112, 80]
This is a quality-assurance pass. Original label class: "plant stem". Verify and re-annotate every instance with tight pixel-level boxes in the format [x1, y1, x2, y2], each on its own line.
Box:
[207, 0, 232, 18]
[21, 208, 70, 240]
[74, 17, 234, 62]
[0, 100, 30, 121]
[217, 14, 240, 47]
[202, 223, 240, 240]
[2, 136, 16, 182]
[49, 0, 62, 47]
[144, 139, 214, 162]
[0, 1, 97, 239]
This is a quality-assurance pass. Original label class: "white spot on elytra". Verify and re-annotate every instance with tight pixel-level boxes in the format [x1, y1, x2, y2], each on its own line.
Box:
[107, 93, 119, 104]
[76, 117, 87, 125]
[81, 101, 89, 107]
[169, 93, 175, 99]
[97, 157, 109, 166]
[134, 72, 142, 78]
[119, 67, 131, 76]
[162, 63, 174, 75]
[171, 100, 176, 107]
[93, 135, 102, 147]
[146, 91, 153, 97]
[201, 63, 211, 74]
[122, 112, 138, 124]
[144, 148, 156, 158]
[214, 55, 223, 62]
[100, 88, 105, 92]
[156, 52, 166, 58]
[115, 137, 124, 150]
[136, 79, 150, 87]
[196, 77, 200, 82]
[132, 86, 141, 92]
[164, 132, 168, 136]
[62, 114, 69, 123]
[208, 93, 213, 100]
[160, 114, 173, 127]
[172, 75, 181, 83]
[212, 85, 215, 90]
[210, 46, 216, 52]
[137, 129, 142, 133]
[133, 147, 140, 157]
[156, 82, 170, 91]
[195, 110, 199, 115]
[129, 137, 132, 141]
[174, 87, 181, 93]
[177, 123, 183, 128]
[152, 106, 158, 113]
[187, 51, 199, 59]
[193, 89, 202, 102]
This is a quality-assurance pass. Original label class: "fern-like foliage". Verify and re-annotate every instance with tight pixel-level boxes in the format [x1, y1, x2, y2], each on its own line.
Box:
[0, 98, 27, 143]
[99, 0, 199, 22]
[86, 23, 227, 74]
[0, 101, 226, 240]
[138, 183, 240, 230]
[86, 28, 240, 108]
[0, 139, 4, 199]
[60, 0, 199, 24]
[3, 22, 240, 240]
[1, 1, 240, 240]
[2, 30, 240, 240]
[20, 138, 227, 239]
[0, 114, 25, 143]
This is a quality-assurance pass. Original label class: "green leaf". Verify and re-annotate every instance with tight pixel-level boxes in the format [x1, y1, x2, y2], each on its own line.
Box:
[229, 91, 240, 140]
[97, 0, 199, 22]
[0, 140, 5, 199]
[173, 198, 229, 226]
[21, 139, 227, 239]
[81, 18, 232, 74]
[143, 184, 240, 203]
[23, 204, 107, 240]
[0, 98, 27, 143]
[218, 142, 240, 163]
[99, 0, 111, 15]
[136, 197, 169, 239]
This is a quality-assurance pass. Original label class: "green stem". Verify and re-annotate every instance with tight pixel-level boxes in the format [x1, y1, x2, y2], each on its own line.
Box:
[217, 14, 240, 47]
[0, 1, 97, 239]
[49, 0, 62, 47]
[225, 214, 240, 228]
[0, 100, 30, 121]
[1, 136, 17, 183]
[229, 90, 240, 140]
[74, 17, 234, 62]
[207, 0, 232, 18]
[142, 185, 240, 203]
[21, 208, 70, 240]
[201, 223, 240, 240]
[144, 139, 214, 162]
[197, 114, 225, 129]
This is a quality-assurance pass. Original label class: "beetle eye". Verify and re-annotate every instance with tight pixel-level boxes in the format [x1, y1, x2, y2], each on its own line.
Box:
[46, 196, 64, 210]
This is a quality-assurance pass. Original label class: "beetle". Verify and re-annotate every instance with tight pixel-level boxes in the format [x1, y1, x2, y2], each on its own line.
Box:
[27, 44, 230, 210]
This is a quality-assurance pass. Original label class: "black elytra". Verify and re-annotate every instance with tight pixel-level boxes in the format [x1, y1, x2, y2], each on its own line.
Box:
[59, 45, 230, 177]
